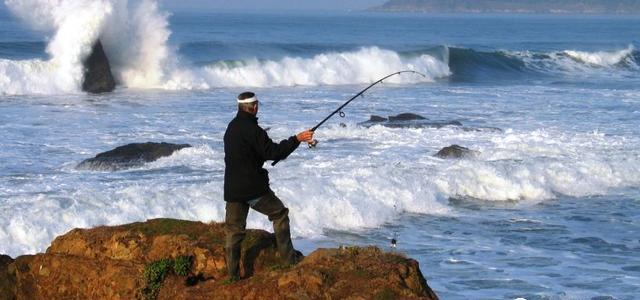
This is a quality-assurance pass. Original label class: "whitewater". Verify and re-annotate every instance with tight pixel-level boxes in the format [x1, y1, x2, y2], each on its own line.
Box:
[1, 1, 640, 299]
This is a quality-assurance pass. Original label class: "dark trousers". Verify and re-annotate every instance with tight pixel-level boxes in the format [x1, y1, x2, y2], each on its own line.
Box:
[224, 190, 295, 278]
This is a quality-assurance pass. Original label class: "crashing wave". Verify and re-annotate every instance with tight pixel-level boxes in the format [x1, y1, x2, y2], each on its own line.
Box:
[2, 0, 179, 94]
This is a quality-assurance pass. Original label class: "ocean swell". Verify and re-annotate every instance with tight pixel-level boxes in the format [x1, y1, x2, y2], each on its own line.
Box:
[446, 45, 639, 82]
[0, 0, 638, 95]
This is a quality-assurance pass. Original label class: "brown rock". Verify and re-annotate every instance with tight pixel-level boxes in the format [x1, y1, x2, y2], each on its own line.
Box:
[13, 254, 142, 299]
[0, 254, 16, 300]
[6, 219, 439, 299]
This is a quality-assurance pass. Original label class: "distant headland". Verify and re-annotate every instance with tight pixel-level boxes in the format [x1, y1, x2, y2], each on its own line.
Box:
[369, 0, 640, 14]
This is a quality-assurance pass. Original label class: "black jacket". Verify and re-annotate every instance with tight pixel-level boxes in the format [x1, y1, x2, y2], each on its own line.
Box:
[223, 110, 300, 202]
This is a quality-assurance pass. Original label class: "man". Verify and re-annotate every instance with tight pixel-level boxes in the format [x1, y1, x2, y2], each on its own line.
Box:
[223, 91, 314, 281]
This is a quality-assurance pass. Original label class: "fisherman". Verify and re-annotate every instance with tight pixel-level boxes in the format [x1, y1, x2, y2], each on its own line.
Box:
[223, 91, 314, 281]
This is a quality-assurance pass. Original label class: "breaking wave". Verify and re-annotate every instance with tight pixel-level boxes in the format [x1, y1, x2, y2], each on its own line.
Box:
[198, 47, 450, 87]
[446, 45, 639, 81]
[1, 0, 177, 94]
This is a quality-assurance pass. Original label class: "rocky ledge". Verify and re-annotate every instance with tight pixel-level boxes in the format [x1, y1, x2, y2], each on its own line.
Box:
[0, 218, 438, 300]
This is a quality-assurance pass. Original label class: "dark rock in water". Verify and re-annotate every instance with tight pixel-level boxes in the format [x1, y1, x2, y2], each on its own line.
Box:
[435, 144, 479, 159]
[368, 115, 388, 122]
[360, 113, 462, 129]
[383, 120, 462, 129]
[388, 113, 426, 121]
[462, 126, 503, 133]
[77, 142, 192, 171]
[0, 254, 15, 299]
[82, 40, 116, 94]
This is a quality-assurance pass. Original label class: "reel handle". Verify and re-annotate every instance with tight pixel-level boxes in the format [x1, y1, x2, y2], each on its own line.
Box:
[308, 139, 318, 148]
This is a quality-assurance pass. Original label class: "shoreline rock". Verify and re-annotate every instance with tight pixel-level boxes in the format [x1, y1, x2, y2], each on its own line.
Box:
[77, 142, 192, 171]
[360, 113, 464, 129]
[435, 144, 479, 159]
[1, 218, 439, 299]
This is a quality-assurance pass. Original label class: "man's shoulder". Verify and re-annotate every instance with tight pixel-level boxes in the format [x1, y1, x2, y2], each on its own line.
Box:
[226, 115, 259, 135]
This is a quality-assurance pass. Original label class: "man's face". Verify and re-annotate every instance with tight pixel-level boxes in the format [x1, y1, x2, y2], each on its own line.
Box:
[251, 101, 259, 115]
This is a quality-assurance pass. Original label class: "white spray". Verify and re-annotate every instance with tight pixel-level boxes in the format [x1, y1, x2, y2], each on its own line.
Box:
[1, 0, 188, 94]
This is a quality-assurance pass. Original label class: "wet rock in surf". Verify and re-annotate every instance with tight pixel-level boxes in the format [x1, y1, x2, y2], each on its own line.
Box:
[462, 126, 503, 133]
[360, 113, 463, 129]
[368, 115, 388, 122]
[82, 40, 116, 94]
[435, 144, 479, 159]
[77, 142, 191, 171]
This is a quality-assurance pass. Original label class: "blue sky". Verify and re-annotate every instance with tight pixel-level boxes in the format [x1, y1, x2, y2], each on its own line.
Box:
[159, 0, 385, 11]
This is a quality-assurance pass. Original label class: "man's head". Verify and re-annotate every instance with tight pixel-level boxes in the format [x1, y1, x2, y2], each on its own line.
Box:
[237, 91, 259, 115]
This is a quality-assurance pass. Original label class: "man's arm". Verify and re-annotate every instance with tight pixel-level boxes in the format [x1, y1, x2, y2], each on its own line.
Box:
[254, 127, 314, 162]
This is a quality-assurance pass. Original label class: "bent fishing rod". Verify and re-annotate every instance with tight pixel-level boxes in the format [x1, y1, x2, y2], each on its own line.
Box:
[272, 70, 427, 166]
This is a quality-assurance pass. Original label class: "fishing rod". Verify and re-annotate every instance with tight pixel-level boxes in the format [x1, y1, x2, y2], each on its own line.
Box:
[272, 70, 427, 166]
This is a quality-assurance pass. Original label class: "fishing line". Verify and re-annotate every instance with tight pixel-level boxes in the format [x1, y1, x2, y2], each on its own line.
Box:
[272, 71, 426, 249]
[272, 70, 426, 166]
[390, 161, 403, 250]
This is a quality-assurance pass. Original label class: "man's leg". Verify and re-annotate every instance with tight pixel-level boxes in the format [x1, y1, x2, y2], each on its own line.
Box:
[225, 201, 249, 279]
[251, 191, 299, 264]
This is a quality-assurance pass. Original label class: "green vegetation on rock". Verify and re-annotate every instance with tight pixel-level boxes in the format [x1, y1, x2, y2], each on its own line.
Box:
[142, 256, 193, 300]
[173, 256, 193, 277]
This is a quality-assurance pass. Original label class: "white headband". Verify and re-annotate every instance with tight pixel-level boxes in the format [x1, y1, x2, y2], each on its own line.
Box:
[237, 96, 258, 104]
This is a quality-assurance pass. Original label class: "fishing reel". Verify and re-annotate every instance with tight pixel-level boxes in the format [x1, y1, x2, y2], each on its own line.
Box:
[308, 139, 318, 148]
[307, 110, 342, 148]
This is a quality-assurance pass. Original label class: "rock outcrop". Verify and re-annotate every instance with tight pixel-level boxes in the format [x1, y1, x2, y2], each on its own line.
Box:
[360, 113, 463, 129]
[1, 218, 439, 299]
[77, 142, 192, 171]
[82, 40, 116, 94]
[0, 254, 15, 300]
[435, 144, 479, 159]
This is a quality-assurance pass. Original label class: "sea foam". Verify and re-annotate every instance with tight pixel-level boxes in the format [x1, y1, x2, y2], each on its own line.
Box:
[3, 122, 639, 256]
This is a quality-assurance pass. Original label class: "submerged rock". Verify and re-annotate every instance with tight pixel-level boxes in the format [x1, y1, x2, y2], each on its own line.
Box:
[82, 40, 116, 94]
[368, 115, 388, 122]
[77, 142, 192, 171]
[388, 113, 427, 121]
[435, 144, 479, 159]
[462, 126, 503, 133]
[360, 113, 463, 129]
[3, 218, 439, 300]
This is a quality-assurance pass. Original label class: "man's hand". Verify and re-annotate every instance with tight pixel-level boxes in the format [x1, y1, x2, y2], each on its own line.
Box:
[296, 130, 314, 143]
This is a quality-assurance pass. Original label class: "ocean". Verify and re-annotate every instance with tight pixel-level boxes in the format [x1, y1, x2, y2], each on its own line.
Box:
[1, 1, 639, 299]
